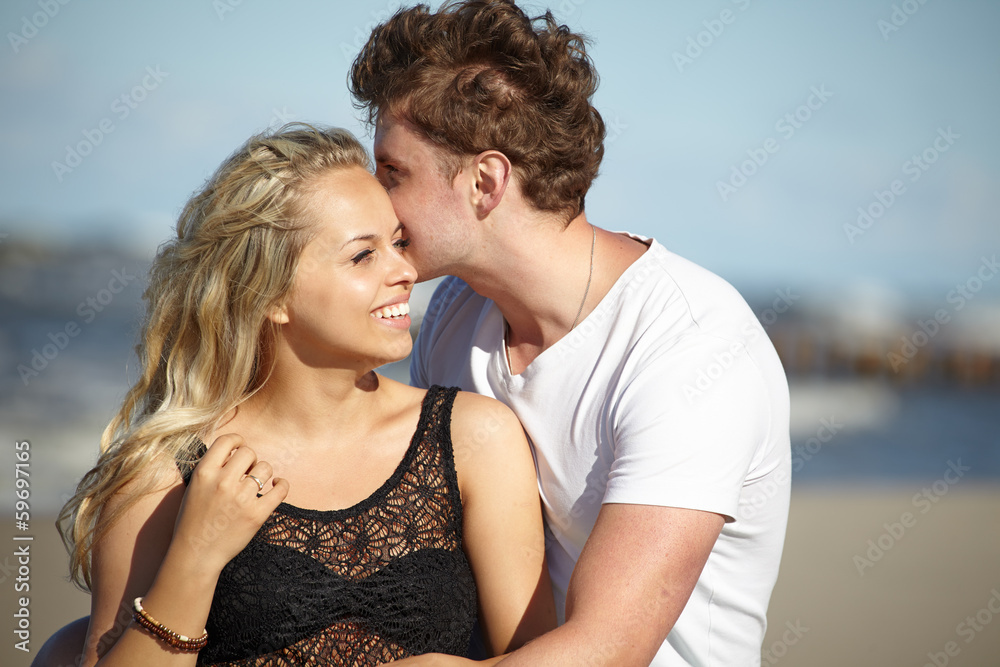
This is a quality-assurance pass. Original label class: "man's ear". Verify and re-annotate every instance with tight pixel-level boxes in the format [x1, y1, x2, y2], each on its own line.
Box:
[267, 302, 290, 325]
[471, 150, 512, 217]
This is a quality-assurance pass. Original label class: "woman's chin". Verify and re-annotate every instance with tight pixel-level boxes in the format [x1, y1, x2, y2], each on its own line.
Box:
[368, 338, 414, 370]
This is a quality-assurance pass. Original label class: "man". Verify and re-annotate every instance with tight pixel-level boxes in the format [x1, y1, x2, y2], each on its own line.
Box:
[351, 1, 790, 665]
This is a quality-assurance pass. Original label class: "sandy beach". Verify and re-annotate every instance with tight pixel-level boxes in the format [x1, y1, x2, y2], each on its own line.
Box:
[3, 484, 998, 667]
[2, 516, 90, 667]
[764, 484, 1000, 667]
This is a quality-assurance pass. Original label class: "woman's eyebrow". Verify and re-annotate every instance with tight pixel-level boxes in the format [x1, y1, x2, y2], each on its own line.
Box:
[341, 224, 402, 248]
[342, 233, 381, 248]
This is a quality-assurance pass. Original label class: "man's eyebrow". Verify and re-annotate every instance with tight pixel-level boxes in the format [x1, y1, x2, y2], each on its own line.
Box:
[374, 150, 403, 169]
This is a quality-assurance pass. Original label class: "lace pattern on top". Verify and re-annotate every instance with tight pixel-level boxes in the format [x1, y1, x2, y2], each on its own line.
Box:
[178, 386, 477, 666]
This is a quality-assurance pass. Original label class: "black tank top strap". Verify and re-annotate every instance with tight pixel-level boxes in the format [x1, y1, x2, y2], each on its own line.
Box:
[416, 385, 463, 536]
[176, 440, 207, 486]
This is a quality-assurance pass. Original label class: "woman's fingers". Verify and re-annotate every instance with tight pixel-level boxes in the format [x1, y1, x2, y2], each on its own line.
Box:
[193, 432, 288, 511]
[239, 461, 286, 519]
[200, 432, 247, 465]
[206, 438, 285, 506]
[242, 460, 273, 493]
[222, 443, 258, 476]
[257, 477, 290, 514]
[195, 434, 259, 485]
[171, 433, 291, 570]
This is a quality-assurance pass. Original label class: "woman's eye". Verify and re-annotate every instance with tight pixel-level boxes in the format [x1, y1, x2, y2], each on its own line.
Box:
[351, 249, 375, 265]
[393, 238, 411, 252]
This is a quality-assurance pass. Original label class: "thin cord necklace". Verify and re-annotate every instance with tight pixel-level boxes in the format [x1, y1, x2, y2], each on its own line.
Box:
[503, 225, 596, 369]
[570, 225, 597, 330]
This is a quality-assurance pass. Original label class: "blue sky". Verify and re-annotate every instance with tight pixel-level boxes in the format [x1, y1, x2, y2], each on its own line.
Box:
[2, 0, 998, 301]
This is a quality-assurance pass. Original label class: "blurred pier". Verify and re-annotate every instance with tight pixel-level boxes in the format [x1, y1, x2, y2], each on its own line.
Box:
[769, 325, 1000, 386]
[753, 293, 1000, 388]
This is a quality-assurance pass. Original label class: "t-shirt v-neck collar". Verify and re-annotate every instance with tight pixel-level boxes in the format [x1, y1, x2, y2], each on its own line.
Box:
[494, 234, 657, 382]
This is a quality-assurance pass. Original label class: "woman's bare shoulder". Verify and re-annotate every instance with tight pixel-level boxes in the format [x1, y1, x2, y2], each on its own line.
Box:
[450, 390, 522, 434]
[449, 391, 531, 476]
[90, 451, 185, 544]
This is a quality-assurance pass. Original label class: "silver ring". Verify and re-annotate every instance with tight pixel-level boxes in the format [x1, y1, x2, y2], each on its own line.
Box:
[246, 474, 264, 493]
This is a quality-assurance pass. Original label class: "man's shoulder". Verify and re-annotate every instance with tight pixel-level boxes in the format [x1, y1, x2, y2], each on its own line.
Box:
[645, 239, 747, 303]
[615, 237, 758, 340]
[427, 275, 480, 307]
[411, 276, 497, 388]
[608, 239, 789, 406]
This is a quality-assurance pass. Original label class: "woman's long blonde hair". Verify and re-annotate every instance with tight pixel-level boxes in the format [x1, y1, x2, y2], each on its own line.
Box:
[58, 124, 371, 590]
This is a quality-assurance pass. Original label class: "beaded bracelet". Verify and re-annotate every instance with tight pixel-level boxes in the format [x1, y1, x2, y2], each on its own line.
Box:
[132, 597, 208, 652]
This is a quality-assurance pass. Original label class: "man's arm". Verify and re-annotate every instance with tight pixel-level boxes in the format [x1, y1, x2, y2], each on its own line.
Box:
[391, 503, 722, 667]
[495, 503, 723, 667]
[495, 334, 774, 665]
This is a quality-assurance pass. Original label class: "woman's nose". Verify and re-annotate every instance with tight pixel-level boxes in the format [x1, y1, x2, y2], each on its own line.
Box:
[389, 248, 417, 286]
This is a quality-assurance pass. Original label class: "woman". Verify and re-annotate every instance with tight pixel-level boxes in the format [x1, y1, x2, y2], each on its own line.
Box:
[56, 124, 555, 666]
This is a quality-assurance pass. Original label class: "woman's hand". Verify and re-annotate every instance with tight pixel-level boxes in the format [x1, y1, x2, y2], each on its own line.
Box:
[84, 434, 290, 666]
[168, 433, 289, 572]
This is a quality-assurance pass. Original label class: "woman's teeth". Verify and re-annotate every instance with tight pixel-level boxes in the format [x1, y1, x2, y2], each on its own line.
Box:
[371, 302, 410, 319]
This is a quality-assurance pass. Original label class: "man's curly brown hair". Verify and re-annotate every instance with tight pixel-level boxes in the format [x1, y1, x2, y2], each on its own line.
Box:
[350, 0, 606, 221]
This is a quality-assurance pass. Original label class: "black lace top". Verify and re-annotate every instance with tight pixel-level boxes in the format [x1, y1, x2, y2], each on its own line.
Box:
[178, 386, 478, 666]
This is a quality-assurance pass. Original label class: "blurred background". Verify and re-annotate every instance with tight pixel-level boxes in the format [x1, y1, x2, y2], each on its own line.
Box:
[1, 1, 998, 665]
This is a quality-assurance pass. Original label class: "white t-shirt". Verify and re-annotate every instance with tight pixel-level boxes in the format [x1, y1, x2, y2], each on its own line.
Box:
[412, 236, 790, 666]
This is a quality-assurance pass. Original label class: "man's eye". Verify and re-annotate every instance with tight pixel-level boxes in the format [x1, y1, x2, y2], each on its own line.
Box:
[351, 249, 375, 264]
[379, 165, 400, 187]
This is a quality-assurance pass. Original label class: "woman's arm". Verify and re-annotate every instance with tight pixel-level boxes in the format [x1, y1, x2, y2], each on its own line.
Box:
[450, 392, 557, 656]
[82, 434, 288, 667]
